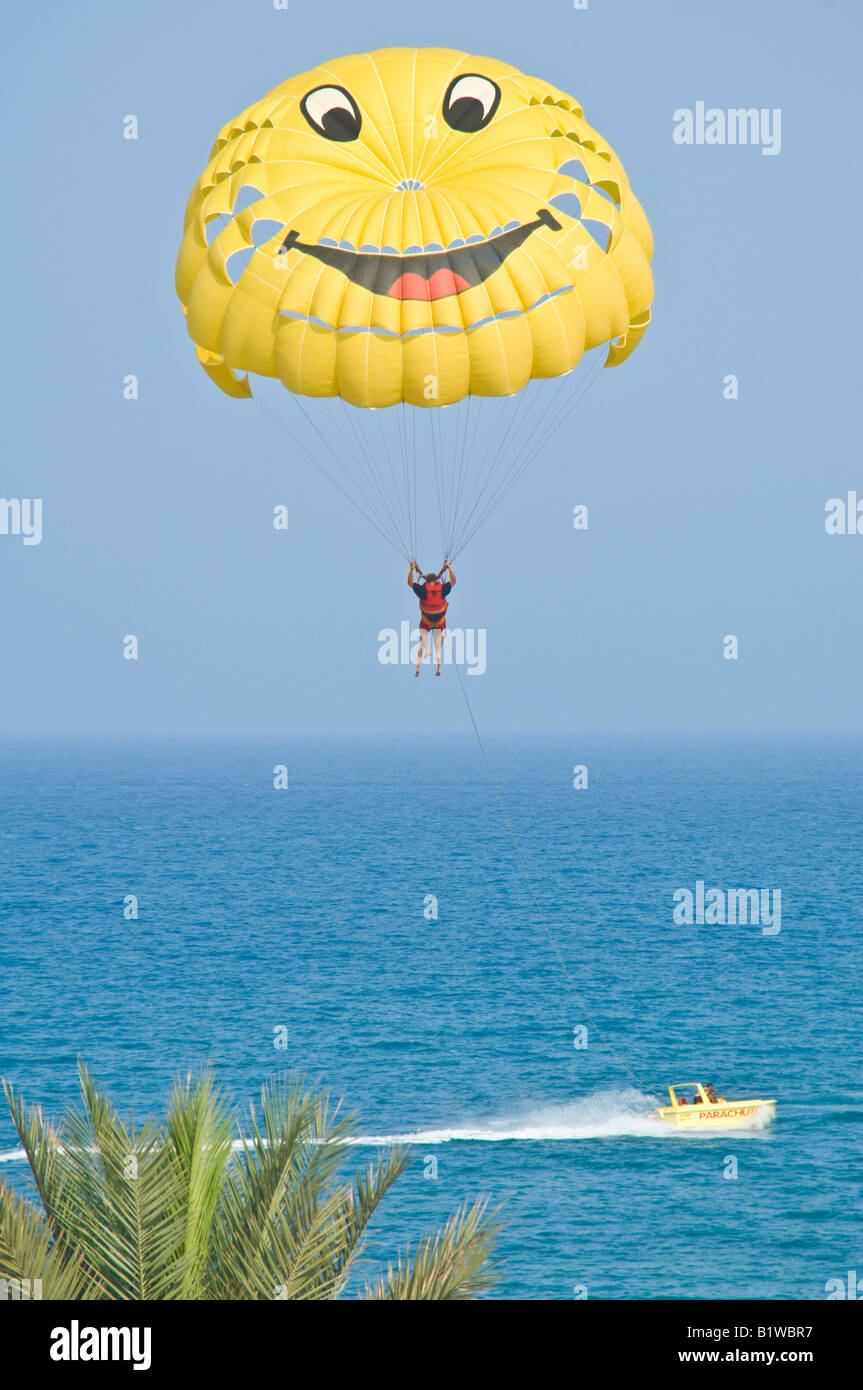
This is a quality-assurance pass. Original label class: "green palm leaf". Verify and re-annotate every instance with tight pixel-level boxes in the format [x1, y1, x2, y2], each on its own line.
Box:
[49, 1064, 187, 1300]
[366, 1199, 502, 1300]
[1, 1064, 502, 1300]
[0, 1181, 88, 1300]
[164, 1070, 234, 1299]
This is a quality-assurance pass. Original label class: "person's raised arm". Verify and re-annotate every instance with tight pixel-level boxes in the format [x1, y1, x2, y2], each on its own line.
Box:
[446, 561, 456, 586]
[407, 559, 418, 588]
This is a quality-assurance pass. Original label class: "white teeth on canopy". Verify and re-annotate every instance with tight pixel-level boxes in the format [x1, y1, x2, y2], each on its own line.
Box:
[313, 221, 522, 255]
[206, 190, 526, 260]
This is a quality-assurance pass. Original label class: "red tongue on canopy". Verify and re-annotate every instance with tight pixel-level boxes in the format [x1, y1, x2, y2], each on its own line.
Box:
[387, 267, 471, 301]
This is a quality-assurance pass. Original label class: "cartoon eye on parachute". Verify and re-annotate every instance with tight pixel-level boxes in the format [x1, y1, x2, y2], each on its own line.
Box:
[175, 48, 653, 561]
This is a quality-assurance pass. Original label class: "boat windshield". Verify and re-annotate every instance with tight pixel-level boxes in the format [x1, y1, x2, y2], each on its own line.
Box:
[673, 1084, 702, 1106]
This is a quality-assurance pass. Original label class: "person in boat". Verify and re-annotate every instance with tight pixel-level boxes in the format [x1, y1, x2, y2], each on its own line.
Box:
[408, 559, 456, 677]
[705, 1083, 718, 1104]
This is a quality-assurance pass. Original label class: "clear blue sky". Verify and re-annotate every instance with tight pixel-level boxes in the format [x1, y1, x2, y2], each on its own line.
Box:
[2, 0, 860, 735]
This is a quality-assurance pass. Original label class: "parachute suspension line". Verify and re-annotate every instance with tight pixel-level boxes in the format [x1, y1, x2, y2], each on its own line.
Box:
[256, 346, 605, 565]
[327, 398, 397, 532]
[429, 399, 476, 564]
[436, 406, 455, 557]
[373, 405, 414, 560]
[448, 394, 477, 556]
[282, 386, 405, 551]
[445, 401, 466, 556]
[438, 406, 458, 561]
[402, 404, 415, 561]
[429, 407, 452, 563]
[450, 351, 608, 559]
[397, 401, 417, 561]
[337, 395, 409, 555]
[336, 403, 393, 535]
[447, 387, 550, 560]
[410, 404, 418, 553]
[449, 377, 547, 559]
[439, 399, 462, 557]
[438, 406, 458, 560]
[463, 350, 609, 549]
[252, 393, 405, 558]
[523, 351, 608, 475]
[455, 396, 514, 531]
[450, 380, 572, 559]
[443, 400, 506, 561]
[447, 384, 543, 561]
[395, 403, 407, 548]
[470, 383, 545, 515]
[441, 405, 459, 559]
[333, 397, 413, 557]
[451, 658, 648, 1092]
[459, 393, 488, 529]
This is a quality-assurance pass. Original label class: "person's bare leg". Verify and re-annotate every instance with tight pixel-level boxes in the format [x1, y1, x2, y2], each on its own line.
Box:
[416, 631, 429, 676]
[434, 629, 443, 675]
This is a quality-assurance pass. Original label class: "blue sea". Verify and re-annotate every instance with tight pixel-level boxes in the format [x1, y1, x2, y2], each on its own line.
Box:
[1, 736, 860, 1300]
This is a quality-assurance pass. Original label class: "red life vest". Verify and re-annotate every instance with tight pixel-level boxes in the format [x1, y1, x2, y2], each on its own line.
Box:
[419, 580, 448, 618]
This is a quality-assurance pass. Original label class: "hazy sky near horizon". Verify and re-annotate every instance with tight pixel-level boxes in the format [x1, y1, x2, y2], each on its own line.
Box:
[2, 0, 861, 736]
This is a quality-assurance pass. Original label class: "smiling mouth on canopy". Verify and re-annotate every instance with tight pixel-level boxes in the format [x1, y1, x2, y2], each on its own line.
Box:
[278, 208, 562, 301]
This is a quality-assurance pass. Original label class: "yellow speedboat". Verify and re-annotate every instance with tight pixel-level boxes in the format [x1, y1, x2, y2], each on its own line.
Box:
[654, 1082, 776, 1130]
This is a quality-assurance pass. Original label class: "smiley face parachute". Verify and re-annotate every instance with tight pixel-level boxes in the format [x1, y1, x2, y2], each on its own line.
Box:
[175, 48, 653, 560]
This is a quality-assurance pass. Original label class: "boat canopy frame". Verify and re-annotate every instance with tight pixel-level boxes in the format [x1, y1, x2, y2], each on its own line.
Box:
[667, 1083, 712, 1107]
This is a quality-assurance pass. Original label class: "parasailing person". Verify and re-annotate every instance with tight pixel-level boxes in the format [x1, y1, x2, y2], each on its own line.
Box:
[408, 559, 456, 678]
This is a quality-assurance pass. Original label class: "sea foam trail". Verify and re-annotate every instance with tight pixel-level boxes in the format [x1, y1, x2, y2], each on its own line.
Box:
[349, 1089, 670, 1145]
[0, 1090, 775, 1164]
[0, 1146, 28, 1164]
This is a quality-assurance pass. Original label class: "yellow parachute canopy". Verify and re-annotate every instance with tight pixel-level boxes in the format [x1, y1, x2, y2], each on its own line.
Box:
[175, 49, 653, 558]
[176, 47, 653, 410]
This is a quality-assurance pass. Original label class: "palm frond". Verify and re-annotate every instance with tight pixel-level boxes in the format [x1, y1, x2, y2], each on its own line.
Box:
[211, 1077, 358, 1300]
[322, 1145, 411, 1296]
[0, 1181, 89, 1300]
[3, 1065, 504, 1300]
[365, 1198, 502, 1300]
[46, 1063, 187, 1300]
[164, 1070, 234, 1299]
[2, 1078, 70, 1237]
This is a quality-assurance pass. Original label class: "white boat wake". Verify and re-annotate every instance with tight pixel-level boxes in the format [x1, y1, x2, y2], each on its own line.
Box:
[0, 1088, 778, 1165]
[349, 1089, 669, 1145]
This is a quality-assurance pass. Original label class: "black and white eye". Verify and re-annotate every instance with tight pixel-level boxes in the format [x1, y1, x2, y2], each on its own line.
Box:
[300, 85, 362, 142]
[442, 74, 501, 133]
